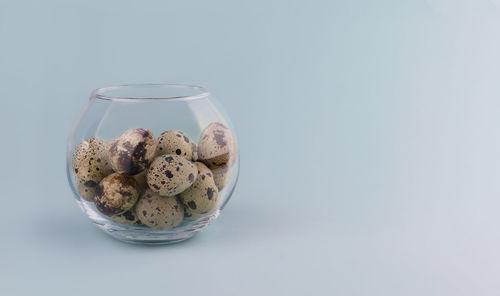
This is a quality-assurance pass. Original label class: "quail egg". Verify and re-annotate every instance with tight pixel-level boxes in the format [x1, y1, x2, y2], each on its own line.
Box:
[94, 173, 139, 216]
[155, 130, 197, 160]
[109, 128, 156, 175]
[179, 162, 219, 215]
[146, 154, 198, 196]
[135, 189, 184, 230]
[72, 138, 111, 187]
[197, 122, 236, 169]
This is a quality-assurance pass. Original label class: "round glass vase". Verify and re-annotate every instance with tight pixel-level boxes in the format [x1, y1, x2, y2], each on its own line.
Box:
[66, 84, 239, 244]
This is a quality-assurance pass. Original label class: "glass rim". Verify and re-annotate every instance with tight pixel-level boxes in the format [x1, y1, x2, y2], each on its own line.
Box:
[93, 83, 210, 101]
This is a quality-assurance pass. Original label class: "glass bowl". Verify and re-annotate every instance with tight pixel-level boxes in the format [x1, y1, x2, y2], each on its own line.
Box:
[66, 84, 239, 244]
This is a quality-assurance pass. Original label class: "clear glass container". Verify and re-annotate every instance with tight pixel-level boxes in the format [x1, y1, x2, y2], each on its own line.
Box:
[66, 84, 239, 244]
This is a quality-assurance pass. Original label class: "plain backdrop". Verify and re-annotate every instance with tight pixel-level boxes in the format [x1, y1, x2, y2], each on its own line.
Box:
[1, 0, 500, 295]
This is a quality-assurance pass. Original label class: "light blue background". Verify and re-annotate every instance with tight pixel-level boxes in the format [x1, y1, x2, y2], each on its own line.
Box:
[1, 0, 500, 295]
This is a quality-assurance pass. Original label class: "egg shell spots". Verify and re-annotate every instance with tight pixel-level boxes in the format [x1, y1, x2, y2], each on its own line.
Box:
[197, 122, 236, 169]
[109, 128, 156, 175]
[179, 162, 219, 215]
[146, 154, 198, 196]
[94, 173, 139, 216]
[72, 138, 112, 185]
[155, 130, 197, 161]
[76, 178, 98, 202]
[109, 206, 142, 225]
[136, 190, 184, 229]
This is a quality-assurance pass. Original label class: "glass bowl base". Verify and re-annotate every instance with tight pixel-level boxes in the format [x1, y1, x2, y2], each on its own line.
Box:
[97, 224, 197, 245]
[81, 200, 219, 245]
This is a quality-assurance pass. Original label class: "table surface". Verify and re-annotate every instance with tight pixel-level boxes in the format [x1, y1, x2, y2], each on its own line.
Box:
[1, 1, 499, 295]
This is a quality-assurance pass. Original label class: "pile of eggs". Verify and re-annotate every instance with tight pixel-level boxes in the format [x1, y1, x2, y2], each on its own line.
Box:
[72, 122, 236, 230]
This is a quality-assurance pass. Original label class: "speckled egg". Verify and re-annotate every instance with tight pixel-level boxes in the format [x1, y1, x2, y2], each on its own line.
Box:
[94, 173, 139, 216]
[76, 178, 97, 202]
[109, 128, 156, 175]
[179, 162, 219, 215]
[197, 122, 236, 169]
[211, 164, 231, 191]
[72, 138, 111, 187]
[155, 130, 197, 161]
[146, 154, 198, 196]
[109, 206, 142, 225]
[135, 189, 184, 229]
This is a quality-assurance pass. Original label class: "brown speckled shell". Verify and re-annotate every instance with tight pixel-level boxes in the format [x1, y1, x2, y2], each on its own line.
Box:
[109, 128, 156, 175]
[197, 122, 236, 169]
[72, 138, 111, 187]
[155, 130, 197, 161]
[179, 162, 219, 215]
[109, 206, 142, 225]
[94, 173, 139, 216]
[146, 154, 198, 196]
[135, 190, 184, 229]
[76, 178, 98, 202]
